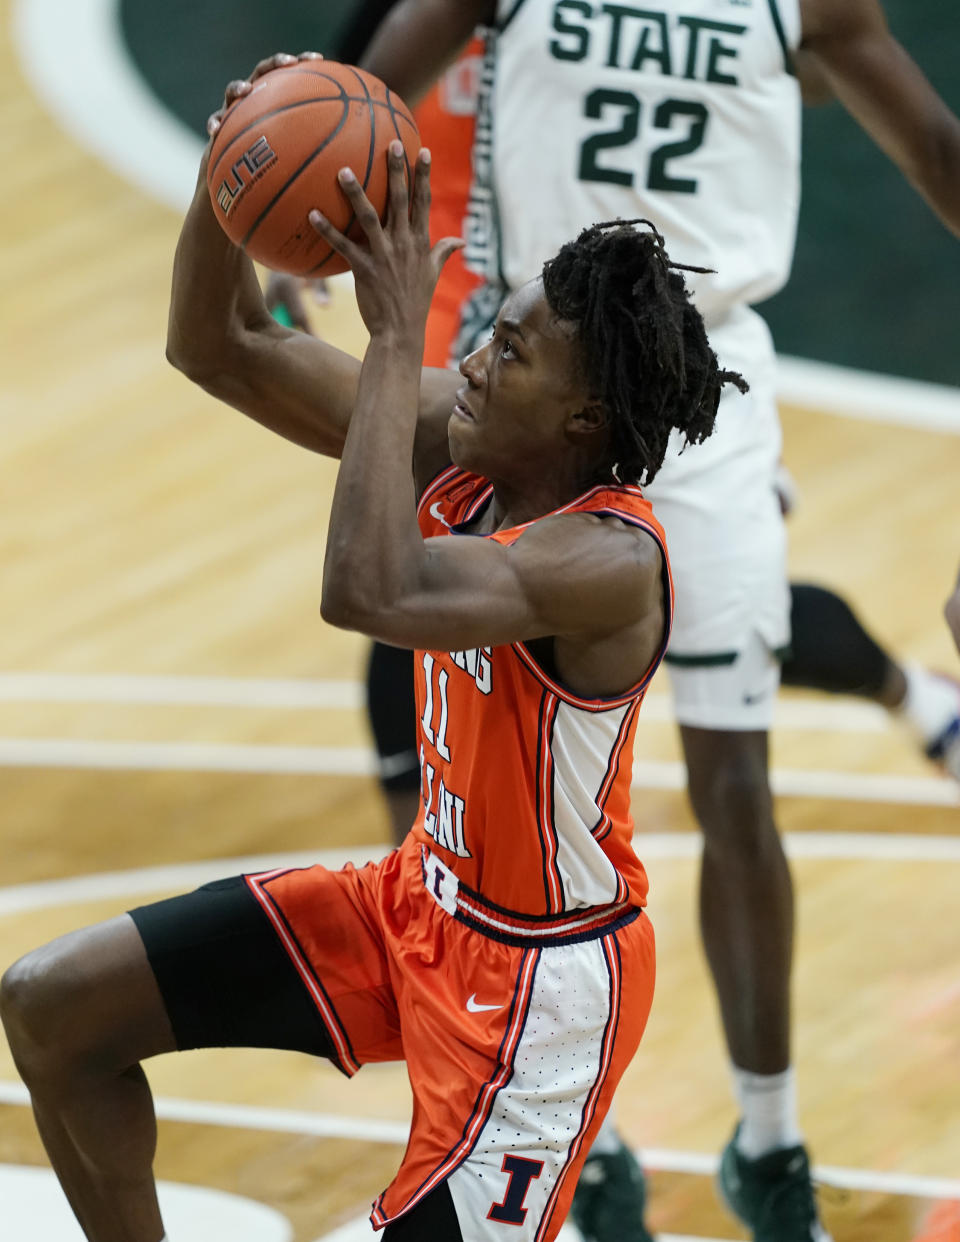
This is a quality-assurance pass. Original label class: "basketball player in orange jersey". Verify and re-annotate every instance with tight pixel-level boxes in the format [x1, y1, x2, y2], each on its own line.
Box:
[0, 53, 748, 1242]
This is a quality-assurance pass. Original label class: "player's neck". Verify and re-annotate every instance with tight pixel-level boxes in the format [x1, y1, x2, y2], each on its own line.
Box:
[481, 471, 601, 533]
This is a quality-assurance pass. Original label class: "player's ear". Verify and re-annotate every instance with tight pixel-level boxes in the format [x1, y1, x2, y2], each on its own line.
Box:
[568, 399, 607, 433]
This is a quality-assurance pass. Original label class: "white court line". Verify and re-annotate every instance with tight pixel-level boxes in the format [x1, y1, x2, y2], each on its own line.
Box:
[1, 736, 957, 806]
[2, 833, 960, 919]
[318, 1216, 725, 1242]
[0, 673, 363, 710]
[12, 0, 203, 213]
[0, 845, 385, 916]
[0, 738, 374, 776]
[0, 673, 891, 733]
[777, 354, 960, 435]
[1, 1079, 956, 1203]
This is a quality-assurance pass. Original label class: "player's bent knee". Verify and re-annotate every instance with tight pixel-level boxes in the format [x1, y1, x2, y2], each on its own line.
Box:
[686, 748, 774, 847]
[1, 918, 167, 1080]
[0, 945, 81, 1075]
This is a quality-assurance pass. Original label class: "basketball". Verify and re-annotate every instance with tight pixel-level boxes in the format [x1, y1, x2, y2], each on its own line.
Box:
[206, 60, 421, 277]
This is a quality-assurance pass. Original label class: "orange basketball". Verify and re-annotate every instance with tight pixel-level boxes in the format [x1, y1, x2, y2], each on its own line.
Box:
[206, 61, 421, 277]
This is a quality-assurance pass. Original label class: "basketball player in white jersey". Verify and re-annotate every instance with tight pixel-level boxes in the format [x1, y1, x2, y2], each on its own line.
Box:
[360, 3, 960, 1239]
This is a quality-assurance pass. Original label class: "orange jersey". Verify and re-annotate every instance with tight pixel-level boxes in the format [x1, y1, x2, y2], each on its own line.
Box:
[415, 37, 484, 367]
[411, 467, 673, 917]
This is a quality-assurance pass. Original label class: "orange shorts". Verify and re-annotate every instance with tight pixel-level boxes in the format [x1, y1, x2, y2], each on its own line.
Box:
[246, 836, 655, 1242]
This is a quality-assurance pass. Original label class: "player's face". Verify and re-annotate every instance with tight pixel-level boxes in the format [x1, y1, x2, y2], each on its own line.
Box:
[451, 279, 593, 477]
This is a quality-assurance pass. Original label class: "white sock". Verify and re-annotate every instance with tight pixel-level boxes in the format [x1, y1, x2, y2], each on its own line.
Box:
[731, 1065, 802, 1159]
[588, 1111, 623, 1156]
[899, 663, 959, 746]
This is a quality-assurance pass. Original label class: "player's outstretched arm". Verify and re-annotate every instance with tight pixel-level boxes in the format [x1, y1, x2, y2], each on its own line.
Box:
[800, 0, 960, 236]
[360, 0, 493, 105]
[166, 53, 457, 464]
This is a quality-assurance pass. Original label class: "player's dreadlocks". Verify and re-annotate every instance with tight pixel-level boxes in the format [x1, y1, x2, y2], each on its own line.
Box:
[541, 219, 747, 486]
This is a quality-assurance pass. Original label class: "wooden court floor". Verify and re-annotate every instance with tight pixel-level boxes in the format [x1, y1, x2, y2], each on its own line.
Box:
[3, 4, 960, 1239]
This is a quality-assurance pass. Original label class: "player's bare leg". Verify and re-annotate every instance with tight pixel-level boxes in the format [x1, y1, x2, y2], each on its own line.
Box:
[0, 917, 175, 1242]
[682, 725, 831, 1239]
[681, 726, 792, 1076]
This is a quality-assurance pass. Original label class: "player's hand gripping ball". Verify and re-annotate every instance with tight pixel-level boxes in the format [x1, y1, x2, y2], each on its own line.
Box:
[206, 55, 421, 277]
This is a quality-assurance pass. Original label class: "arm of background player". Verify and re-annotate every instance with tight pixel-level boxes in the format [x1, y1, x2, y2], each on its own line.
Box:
[165, 56, 457, 473]
[946, 564, 960, 657]
[360, 0, 494, 106]
[800, 0, 960, 236]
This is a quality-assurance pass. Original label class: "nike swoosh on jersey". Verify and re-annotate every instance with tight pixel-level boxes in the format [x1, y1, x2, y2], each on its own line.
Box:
[429, 501, 452, 529]
[466, 993, 502, 1013]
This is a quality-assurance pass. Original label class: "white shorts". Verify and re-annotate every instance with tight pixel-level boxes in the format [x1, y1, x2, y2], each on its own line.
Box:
[645, 305, 791, 729]
[663, 629, 784, 730]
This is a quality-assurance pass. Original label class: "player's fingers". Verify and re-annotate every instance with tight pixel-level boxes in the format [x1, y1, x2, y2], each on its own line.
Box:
[410, 148, 433, 238]
[308, 208, 369, 273]
[432, 236, 466, 278]
[386, 141, 411, 230]
[336, 168, 386, 251]
[297, 51, 324, 63]
[250, 53, 298, 82]
[215, 77, 253, 128]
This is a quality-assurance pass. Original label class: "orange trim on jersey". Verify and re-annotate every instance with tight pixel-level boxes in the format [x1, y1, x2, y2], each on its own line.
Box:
[536, 692, 565, 913]
[591, 699, 641, 844]
[245, 869, 361, 1076]
[370, 947, 541, 1227]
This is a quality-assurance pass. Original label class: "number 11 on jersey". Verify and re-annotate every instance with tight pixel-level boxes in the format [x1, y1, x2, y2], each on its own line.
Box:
[419, 652, 471, 858]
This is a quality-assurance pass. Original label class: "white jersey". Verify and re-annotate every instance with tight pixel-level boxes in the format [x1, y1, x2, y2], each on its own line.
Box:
[465, 0, 802, 326]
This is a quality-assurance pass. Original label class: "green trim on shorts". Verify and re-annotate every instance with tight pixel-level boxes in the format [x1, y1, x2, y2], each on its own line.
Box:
[663, 650, 739, 668]
[664, 644, 793, 668]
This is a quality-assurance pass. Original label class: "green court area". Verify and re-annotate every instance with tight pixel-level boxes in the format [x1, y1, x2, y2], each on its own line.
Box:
[120, 0, 960, 385]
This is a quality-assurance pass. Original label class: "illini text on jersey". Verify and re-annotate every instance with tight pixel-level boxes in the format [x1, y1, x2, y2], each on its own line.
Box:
[418, 647, 493, 859]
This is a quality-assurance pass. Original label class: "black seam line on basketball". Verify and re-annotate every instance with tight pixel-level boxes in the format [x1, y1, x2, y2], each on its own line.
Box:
[210, 98, 342, 181]
[305, 106, 418, 278]
[284, 64, 414, 132]
[239, 86, 353, 250]
[305, 67, 379, 277]
[382, 81, 413, 186]
[345, 66, 380, 238]
[211, 92, 414, 183]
